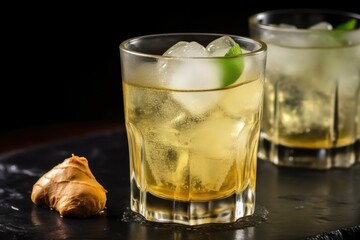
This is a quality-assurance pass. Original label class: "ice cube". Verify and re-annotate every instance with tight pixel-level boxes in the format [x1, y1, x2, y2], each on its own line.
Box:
[144, 127, 189, 187]
[309, 21, 333, 30]
[188, 117, 245, 191]
[163, 41, 209, 57]
[190, 116, 244, 159]
[206, 35, 236, 56]
[263, 21, 339, 47]
[172, 88, 222, 115]
[162, 39, 224, 115]
[166, 61, 221, 90]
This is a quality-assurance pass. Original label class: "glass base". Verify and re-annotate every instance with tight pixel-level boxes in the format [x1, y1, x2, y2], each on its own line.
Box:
[258, 136, 356, 169]
[356, 139, 360, 163]
[130, 178, 255, 226]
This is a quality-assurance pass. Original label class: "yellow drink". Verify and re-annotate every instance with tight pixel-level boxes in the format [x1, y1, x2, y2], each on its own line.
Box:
[124, 79, 262, 202]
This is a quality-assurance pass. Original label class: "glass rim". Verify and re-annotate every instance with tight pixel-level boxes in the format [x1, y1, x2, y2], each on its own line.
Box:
[249, 8, 360, 33]
[119, 32, 267, 59]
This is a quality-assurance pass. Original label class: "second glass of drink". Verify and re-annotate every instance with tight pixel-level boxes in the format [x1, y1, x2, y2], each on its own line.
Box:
[249, 9, 360, 169]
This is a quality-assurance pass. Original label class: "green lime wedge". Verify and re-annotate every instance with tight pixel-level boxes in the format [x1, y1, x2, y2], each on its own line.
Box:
[218, 43, 244, 87]
[335, 19, 357, 30]
[329, 19, 358, 45]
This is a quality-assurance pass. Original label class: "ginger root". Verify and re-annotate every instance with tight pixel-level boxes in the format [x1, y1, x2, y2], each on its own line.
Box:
[31, 154, 107, 218]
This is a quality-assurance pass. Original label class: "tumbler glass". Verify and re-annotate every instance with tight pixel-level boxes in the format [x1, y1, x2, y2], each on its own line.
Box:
[249, 9, 360, 169]
[120, 33, 267, 225]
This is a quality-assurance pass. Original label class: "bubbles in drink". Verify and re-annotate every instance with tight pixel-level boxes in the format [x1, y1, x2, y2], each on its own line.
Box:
[188, 117, 244, 191]
[277, 82, 331, 136]
[144, 127, 190, 188]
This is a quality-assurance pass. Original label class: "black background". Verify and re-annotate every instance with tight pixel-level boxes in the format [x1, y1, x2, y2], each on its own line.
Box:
[2, 4, 359, 134]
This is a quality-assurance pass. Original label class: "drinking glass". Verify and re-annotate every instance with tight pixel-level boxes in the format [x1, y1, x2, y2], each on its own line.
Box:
[119, 33, 267, 225]
[249, 9, 360, 169]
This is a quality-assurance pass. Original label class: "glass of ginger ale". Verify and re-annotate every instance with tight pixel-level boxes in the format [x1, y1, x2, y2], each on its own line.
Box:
[249, 9, 360, 169]
[119, 33, 267, 225]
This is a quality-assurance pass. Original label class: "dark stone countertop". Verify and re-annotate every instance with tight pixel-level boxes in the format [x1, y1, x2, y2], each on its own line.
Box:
[0, 129, 359, 240]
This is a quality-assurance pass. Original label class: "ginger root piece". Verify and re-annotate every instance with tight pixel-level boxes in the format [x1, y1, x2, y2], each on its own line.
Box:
[31, 154, 107, 218]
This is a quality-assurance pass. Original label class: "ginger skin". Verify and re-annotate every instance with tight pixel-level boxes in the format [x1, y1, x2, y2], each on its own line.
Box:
[31, 154, 107, 218]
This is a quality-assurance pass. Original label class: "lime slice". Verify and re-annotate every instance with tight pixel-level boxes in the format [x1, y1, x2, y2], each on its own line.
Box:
[218, 43, 244, 87]
[329, 19, 358, 45]
[335, 19, 357, 30]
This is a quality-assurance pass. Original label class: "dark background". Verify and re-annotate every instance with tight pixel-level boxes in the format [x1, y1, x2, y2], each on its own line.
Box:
[2, 4, 359, 135]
